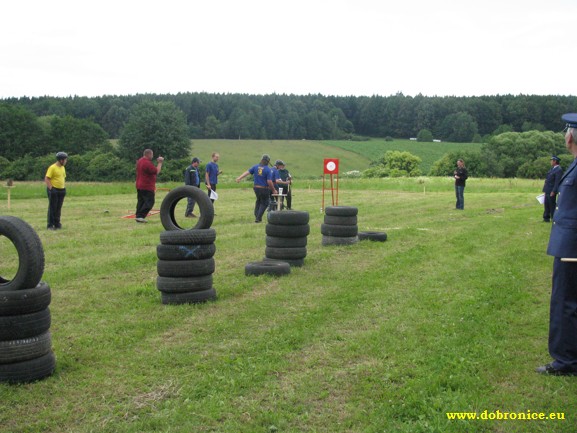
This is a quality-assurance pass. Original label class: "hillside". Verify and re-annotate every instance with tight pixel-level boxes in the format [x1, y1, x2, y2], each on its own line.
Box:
[187, 139, 481, 179]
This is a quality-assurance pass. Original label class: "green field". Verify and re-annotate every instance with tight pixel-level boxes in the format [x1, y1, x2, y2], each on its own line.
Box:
[1, 178, 575, 433]
[184, 138, 479, 180]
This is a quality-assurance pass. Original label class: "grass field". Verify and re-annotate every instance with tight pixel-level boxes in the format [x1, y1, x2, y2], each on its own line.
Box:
[1, 178, 576, 433]
[183, 138, 480, 180]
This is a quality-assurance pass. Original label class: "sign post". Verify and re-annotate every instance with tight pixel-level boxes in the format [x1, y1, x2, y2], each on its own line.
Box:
[322, 158, 339, 212]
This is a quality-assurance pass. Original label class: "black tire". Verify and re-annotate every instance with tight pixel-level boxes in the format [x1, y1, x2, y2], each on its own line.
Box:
[263, 257, 305, 267]
[321, 223, 358, 237]
[267, 211, 310, 225]
[0, 308, 51, 341]
[266, 236, 308, 248]
[160, 229, 216, 245]
[265, 223, 310, 238]
[245, 261, 291, 276]
[156, 243, 216, 261]
[0, 216, 45, 291]
[160, 186, 214, 231]
[161, 288, 217, 305]
[0, 332, 52, 364]
[0, 350, 56, 383]
[157, 258, 215, 278]
[156, 275, 214, 293]
[325, 206, 358, 217]
[358, 231, 388, 242]
[0, 282, 51, 316]
[323, 215, 358, 226]
[322, 235, 359, 246]
[265, 246, 307, 260]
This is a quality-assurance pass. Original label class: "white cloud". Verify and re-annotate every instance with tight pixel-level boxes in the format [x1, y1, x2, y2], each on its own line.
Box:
[0, 0, 574, 97]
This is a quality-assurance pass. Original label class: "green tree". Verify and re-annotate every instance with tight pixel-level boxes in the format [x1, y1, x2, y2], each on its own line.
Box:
[439, 112, 478, 142]
[429, 151, 483, 177]
[118, 101, 190, 161]
[417, 129, 433, 142]
[49, 115, 109, 154]
[364, 151, 422, 177]
[0, 104, 47, 160]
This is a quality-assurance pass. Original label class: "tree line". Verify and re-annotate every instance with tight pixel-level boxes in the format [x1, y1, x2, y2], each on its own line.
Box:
[1, 93, 576, 182]
[3, 92, 577, 143]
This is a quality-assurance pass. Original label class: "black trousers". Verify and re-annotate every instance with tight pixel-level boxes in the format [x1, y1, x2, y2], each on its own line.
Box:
[47, 187, 66, 228]
[549, 258, 577, 371]
[207, 184, 217, 203]
[136, 189, 155, 219]
[543, 193, 557, 221]
[254, 188, 270, 221]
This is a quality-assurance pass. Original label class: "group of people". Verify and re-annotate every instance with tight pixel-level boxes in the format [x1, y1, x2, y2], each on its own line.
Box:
[235, 155, 293, 223]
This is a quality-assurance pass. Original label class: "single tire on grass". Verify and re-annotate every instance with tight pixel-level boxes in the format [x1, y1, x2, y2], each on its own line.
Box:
[0, 282, 51, 316]
[0, 216, 45, 292]
[157, 258, 215, 278]
[322, 235, 359, 246]
[323, 215, 357, 226]
[324, 206, 358, 217]
[160, 186, 214, 231]
[245, 261, 291, 276]
[161, 287, 217, 305]
[265, 223, 310, 238]
[0, 350, 56, 383]
[0, 332, 52, 364]
[358, 231, 388, 242]
[160, 228, 216, 245]
[156, 275, 214, 293]
[265, 246, 307, 260]
[265, 236, 307, 248]
[0, 308, 51, 341]
[320, 223, 358, 237]
[156, 243, 216, 261]
[267, 210, 309, 225]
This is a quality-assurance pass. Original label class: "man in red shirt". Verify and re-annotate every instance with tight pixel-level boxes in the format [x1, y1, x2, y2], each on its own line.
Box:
[135, 149, 164, 223]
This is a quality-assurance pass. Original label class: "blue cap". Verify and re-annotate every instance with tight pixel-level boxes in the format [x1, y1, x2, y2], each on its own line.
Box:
[551, 156, 560, 162]
[562, 113, 577, 129]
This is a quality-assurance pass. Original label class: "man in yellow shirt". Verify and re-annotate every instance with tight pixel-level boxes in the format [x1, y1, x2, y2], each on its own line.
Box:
[45, 152, 68, 230]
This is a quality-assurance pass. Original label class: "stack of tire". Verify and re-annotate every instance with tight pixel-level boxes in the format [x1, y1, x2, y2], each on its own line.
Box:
[321, 206, 359, 246]
[156, 186, 217, 305]
[263, 211, 310, 267]
[0, 216, 55, 383]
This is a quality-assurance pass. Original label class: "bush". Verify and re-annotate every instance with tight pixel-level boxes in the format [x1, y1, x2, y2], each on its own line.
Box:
[417, 129, 433, 142]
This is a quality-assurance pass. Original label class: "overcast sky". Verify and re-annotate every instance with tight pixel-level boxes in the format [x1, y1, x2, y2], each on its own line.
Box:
[0, 0, 575, 99]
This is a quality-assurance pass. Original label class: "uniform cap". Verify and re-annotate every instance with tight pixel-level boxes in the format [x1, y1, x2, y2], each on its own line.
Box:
[562, 113, 577, 129]
[261, 154, 271, 162]
[551, 156, 560, 162]
[192, 157, 201, 163]
[275, 160, 285, 166]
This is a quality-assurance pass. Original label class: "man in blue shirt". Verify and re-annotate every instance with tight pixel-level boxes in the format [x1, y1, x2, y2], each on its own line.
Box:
[184, 157, 201, 217]
[236, 154, 276, 223]
[205, 152, 221, 204]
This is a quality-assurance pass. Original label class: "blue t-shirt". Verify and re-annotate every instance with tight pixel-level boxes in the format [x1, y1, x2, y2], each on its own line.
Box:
[206, 161, 219, 185]
[270, 167, 281, 191]
[248, 164, 272, 187]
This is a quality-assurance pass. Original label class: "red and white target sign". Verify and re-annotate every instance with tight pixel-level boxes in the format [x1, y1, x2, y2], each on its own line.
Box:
[323, 158, 339, 174]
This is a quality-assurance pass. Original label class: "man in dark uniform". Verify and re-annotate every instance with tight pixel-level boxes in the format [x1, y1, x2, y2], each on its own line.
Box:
[184, 157, 201, 218]
[235, 154, 275, 223]
[536, 113, 577, 376]
[275, 160, 293, 210]
[542, 156, 563, 222]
